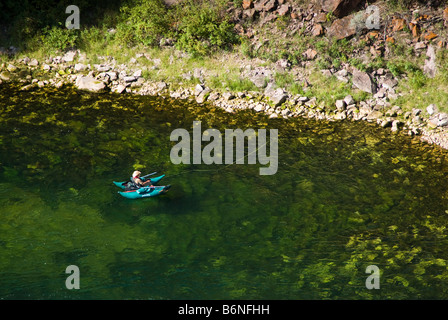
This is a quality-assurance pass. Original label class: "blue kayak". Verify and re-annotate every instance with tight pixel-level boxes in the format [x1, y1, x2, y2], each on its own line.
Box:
[118, 185, 171, 199]
[113, 174, 171, 199]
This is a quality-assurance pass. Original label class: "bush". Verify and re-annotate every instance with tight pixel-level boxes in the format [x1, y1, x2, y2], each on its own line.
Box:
[116, 0, 169, 47]
[41, 25, 79, 52]
[174, 0, 239, 55]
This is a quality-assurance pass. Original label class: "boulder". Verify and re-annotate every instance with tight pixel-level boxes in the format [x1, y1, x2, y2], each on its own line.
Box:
[267, 88, 288, 107]
[74, 63, 87, 72]
[196, 88, 211, 103]
[113, 84, 126, 94]
[277, 4, 290, 16]
[427, 104, 438, 116]
[335, 99, 346, 110]
[62, 50, 77, 62]
[0, 71, 10, 81]
[75, 76, 106, 92]
[28, 59, 39, 67]
[352, 68, 376, 94]
[317, 0, 362, 18]
[327, 14, 357, 40]
[242, 0, 253, 10]
[423, 45, 437, 78]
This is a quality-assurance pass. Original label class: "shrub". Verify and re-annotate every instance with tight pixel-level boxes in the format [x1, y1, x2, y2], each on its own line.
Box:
[41, 24, 79, 52]
[174, 0, 238, 55]
[116, 0, 169, 47]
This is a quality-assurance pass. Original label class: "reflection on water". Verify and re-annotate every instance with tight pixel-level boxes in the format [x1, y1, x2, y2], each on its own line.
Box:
[1, 84, 448, 299]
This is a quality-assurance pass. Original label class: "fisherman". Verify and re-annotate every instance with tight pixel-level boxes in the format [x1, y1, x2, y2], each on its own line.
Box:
[127, 171, 154, 190]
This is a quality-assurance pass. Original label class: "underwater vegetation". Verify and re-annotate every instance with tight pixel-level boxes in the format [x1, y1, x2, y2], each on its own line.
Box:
[1, 84, 448, 299]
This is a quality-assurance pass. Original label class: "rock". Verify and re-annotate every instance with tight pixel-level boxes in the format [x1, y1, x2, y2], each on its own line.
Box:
[244, 8, 256, 18]
[352, 68, 376, 94]
[427, 104, 438, 116]
[424, 45, 437, 78]
[0, 71, 10, 81]
[157, 81, 167, 91]
[7, 64, 17, 72]
[75, 76, 106, 92]
[366, 110, 383, 120]
[424, 31, 438, 41]
[242, 0, 253, 10]
[312, 24, 324, 37]
[380, 119, 392, 128]
[264, 0, 276, 12]
[208, 92, 220, 101]
[428, 113, 448, 128]
[54, 80, 64, 89]
[254, 104, 265, 112]
[391, 120, 401, 132]
[248, 67, 271, 88]
[318, 0, 362, 18]
[123, 76, 137, 82]
[391, 17, 406, 32]
[321, 69, 332, 77]
[106, 71, 118, 81]
[268, 88, 288, 107]
[278, 4, 290, 16]
[303, 48, 318, 60]
[415, 42, 427, 50]
[195, 84, 205, 95]
[335, 111, 347, 120]
[344, 95, 355, 105]
[62, 50, 77, 62]
[412, 108, 422, 116]
[74, 63, 87, 72]
[327, 14, 357, 40]
[335, 99, 346, 110]
[281, 108, 291, 117]
[223, 92, 235, 100]
[196, 88, 211, 103]
[314, 12, 327, 23]
[28, 58, 39, 67]
[133, 69, 143, 78]
[380, 76, 398, 90]
[113, 84, 126, 94]
[95, 64, 111, 72]
[275, 58, 291, 70]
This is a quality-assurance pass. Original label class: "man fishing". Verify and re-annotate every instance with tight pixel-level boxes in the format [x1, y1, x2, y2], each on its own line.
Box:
[127, 171, 154, 190]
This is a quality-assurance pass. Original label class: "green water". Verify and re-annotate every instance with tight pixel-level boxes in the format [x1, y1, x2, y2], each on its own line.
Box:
[1, 83, 448, 299]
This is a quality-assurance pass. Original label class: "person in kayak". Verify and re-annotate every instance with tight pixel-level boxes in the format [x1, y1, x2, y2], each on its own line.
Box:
[131, 171, 154, 188]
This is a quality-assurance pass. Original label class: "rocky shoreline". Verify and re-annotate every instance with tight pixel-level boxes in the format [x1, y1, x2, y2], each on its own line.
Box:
[1, 49, 448, 151]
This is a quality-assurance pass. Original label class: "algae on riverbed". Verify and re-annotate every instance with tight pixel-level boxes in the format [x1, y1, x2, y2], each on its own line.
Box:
[1, 83, 448, 299]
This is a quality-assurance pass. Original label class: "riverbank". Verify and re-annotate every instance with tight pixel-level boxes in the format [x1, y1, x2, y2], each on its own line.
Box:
[1, 46, 448, 151]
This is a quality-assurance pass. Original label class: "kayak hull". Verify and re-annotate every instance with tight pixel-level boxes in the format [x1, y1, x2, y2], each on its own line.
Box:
[118, 185, 171, 199]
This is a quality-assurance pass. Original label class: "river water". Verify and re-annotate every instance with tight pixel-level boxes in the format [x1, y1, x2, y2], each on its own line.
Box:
[1, 83, 448, 299]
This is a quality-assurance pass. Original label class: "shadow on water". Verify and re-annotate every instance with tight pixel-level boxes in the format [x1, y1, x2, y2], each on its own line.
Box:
[1, 83, 448, 299]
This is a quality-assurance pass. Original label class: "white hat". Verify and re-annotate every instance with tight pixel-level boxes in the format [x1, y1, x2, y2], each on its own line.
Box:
[132, 171, 141, 178]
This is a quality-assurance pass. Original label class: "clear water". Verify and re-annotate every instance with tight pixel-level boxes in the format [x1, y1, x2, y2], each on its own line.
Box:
[1, 84, 448, 299]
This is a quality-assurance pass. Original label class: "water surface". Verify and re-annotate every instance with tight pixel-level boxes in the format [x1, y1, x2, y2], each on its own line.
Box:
[1, 84, 448, 299]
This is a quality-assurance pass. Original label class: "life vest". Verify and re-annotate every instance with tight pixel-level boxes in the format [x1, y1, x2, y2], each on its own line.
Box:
[125, 176, 142, 191]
